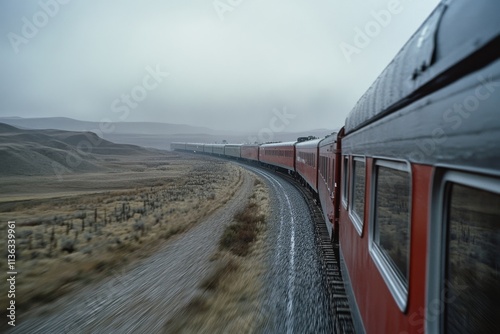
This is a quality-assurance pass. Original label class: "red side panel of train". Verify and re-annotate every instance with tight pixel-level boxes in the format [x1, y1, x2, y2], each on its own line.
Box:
[259, 142, 296, 172]
[338, 154, 431, 333]
[338, 1, 500, 329]
[241, 144, 260, 162]
[295, 139, 321, 192]
[317, 134, 338, 238]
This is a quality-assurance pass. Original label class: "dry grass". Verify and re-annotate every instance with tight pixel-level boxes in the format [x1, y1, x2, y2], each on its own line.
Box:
[163, 177, 270, 333]
[219, 202, 265, 257]
[0, 154, 244, 322]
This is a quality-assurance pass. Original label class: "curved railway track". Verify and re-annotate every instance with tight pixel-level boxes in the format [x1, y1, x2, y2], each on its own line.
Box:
[242, 163, 355, 333]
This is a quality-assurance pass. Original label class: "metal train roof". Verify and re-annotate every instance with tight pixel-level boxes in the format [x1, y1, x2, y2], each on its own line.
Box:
[345, 0, 500, 134]
[260, 141, 297, 148]
[319, 134, 337, 147]
[295, 138, 322, 149]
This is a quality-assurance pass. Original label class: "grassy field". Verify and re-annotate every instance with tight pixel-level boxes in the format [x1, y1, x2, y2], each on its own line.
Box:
[164, 177, 270, 333]
[0, 152, 243, 320]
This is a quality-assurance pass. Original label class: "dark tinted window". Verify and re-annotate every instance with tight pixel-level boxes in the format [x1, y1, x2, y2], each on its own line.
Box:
[330, 157, 335, 194]
[352, 158, 365, 224]
[445, 184, 500, 334]
[342, 156, 348, 204]
[374, 164, 410, 282]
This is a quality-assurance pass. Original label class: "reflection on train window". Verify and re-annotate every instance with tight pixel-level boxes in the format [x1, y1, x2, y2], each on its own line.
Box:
[350, 157, 365, 234]
[342, 156, 348, 206]
[330, 157, 335, 195]
[373, 164, 410, 282]
[445, 183, 500, 334]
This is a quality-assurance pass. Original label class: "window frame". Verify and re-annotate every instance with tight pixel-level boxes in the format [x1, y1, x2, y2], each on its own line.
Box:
[342, 155, 349, 208]
[369, 158, 412, 313]
[427, 169, 500, 333]
[349, 155, 366, 236]
[330, 157, 335, 198]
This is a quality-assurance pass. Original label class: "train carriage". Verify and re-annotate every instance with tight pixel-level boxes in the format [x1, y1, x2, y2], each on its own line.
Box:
[185, 143, 204, 153]
[224, 144, 242, 158]
[203, 143, 214, 154]
[212, 144, 225, 155]
[259, 141, 296, 172]
[317, 134, 340, 238]
[170, 142, 186, 151]
[338, 1, 500, 333]
[296, 138, 321, 193]
[241, 144, 260, 162]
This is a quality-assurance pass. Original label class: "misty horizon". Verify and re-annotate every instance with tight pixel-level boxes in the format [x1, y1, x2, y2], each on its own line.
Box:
[1, 0, 440, 133]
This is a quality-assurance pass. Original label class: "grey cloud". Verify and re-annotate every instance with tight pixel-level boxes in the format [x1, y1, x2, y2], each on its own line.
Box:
[0, 0, 440, 132]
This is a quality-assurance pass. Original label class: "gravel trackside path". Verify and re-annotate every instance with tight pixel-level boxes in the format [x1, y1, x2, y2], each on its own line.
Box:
[10, 168, 254, 334]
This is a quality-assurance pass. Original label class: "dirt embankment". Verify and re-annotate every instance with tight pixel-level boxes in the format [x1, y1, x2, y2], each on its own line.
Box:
[164, 177, 270, 333]
[8, 163, 265, 333]
[0, 155, 243, 331]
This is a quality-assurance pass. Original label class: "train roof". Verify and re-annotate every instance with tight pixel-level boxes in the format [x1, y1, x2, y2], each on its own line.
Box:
[296, 138, 322, 149]
[319, 134, 337, 147]
[345, 0, 500, 134]
[260, 141, 297, 148]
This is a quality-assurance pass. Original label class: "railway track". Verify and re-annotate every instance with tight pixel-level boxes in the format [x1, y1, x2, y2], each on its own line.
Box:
[278, 171, 355, 334]
[242, 162, 355, 333]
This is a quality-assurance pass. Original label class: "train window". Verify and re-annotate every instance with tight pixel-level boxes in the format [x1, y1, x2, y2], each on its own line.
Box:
[331, 157, 335, 197]
[444, 183, 500, 333]
[428, 172, 500, 333]
[320, 156, 327, 181]
[325, 157, 328, 181]
[325, 157, 328, 179]
[342, 156, 349, 207]
[349, 156, 365, 235]
[369, 159, 411, 312]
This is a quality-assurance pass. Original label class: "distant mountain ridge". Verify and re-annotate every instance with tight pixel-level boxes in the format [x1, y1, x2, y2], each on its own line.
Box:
[0, 117, 220, 135]
[0, 117, 336, 150]
[0, 123, 150, 176]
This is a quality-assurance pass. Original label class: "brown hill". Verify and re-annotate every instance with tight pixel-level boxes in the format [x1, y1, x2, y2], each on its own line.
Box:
[0, 123, 151, 176]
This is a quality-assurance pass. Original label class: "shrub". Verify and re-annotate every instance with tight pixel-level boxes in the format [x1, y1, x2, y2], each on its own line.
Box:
[219, 203, 265, 257]
[133, 220, 145, 232]
[61, 238, 75, 253]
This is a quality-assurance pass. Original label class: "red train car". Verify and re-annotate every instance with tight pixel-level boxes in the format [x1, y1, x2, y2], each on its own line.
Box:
[259, 142, 296, 173]
[295, 138, 321, 193]
[241, 144, 259, 162]
[317, 134, 340, 238]
[337, 1, 500, 332]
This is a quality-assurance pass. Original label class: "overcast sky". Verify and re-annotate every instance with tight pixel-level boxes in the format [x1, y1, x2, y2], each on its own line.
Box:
[0, 0, 440, 133]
